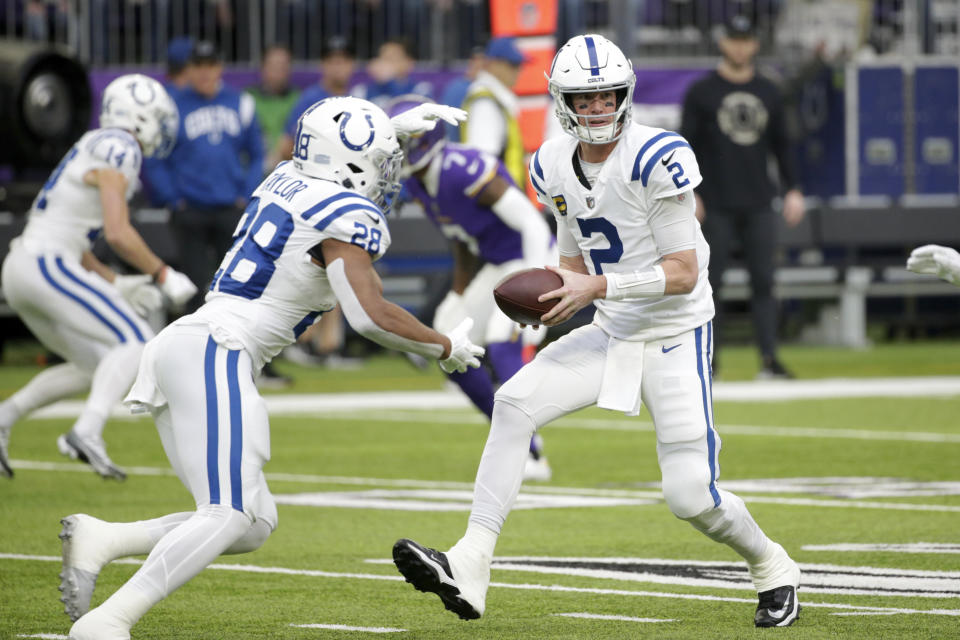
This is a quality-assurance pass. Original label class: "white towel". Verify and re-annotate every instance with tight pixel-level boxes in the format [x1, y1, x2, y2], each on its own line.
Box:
[597, 336, 645, 416]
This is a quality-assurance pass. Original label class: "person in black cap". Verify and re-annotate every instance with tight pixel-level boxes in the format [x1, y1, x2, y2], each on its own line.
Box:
[680, 14, 805, 380]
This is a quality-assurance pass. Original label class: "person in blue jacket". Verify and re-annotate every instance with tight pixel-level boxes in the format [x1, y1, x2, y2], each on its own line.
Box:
[143, 40, 264, 312]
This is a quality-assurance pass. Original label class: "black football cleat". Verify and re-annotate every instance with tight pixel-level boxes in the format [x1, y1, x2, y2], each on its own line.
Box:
[393, 538, 483, 620]
[755, 585, 800, 627]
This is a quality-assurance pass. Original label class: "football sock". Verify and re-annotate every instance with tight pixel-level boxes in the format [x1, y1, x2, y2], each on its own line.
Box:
[0, 363, 91, 427]
[685, 489, 770, 564]
[468, 400, 535, 534]
[94, 505, 252, 628]
[447, 367, 495, 419]
[73, 343, 143, 439]
[486, 341, 524, 384]
[450, 521, 498, 562]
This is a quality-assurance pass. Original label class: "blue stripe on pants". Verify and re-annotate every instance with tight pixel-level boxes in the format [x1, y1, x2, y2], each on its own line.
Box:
[695, 326, 721, 507]
[226, 349, 243, 512]
[54, 257, 145, 342]
[37, 256, 125, 343]
[204, 336, 220, 505]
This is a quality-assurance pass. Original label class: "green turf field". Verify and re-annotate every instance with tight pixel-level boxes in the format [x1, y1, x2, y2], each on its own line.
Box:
[1, 343, 958, 639]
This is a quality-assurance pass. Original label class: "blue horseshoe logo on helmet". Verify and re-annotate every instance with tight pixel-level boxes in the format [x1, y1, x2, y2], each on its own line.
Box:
[339, 112, 376, 151]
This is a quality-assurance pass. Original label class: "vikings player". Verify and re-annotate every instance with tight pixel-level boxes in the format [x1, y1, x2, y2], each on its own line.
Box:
[0, 74, 197, 480]
[387, 94, 556, 481]
[60, 97, 483, 640]
[393, 35, 801, 628]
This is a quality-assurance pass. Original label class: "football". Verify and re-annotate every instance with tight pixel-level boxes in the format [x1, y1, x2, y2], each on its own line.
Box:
[493, 268, 563, 325]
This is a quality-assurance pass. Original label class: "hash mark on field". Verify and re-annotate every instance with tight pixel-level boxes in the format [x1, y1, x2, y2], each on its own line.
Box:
[290, 623, 405, 633]
[17, 635, 69, 639]
[554, 612, 677, 623]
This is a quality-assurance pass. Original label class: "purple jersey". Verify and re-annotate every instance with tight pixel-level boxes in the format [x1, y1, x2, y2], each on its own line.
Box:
[404, 144, 523, 265]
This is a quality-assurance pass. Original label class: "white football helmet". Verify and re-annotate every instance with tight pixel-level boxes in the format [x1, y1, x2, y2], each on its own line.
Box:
[547, 34, 636, 144]
[292, 96, 403, 211]
[100, 74, 178, 157]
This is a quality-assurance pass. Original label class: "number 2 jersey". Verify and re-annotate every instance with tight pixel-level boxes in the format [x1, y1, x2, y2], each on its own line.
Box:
[189, 161, 391, 370]
[529, 124, 714, 342]
[19, 128, 141, 259]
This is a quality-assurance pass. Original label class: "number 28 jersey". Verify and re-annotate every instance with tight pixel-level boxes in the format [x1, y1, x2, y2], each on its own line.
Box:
[529, 124, 714, 342]
[193, 162, 391, 369]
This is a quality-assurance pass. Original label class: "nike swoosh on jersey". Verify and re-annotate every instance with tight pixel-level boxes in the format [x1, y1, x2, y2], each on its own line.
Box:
[364, 212, 380, 224]
[661, 343, 681, 353]
[660, 150, 676, 166]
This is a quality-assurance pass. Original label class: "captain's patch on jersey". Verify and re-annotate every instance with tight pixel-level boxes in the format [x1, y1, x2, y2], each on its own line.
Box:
[552, 194, 568, 216]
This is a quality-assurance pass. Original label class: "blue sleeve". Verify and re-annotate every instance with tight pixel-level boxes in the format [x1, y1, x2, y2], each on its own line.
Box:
[142, 155, 179, 208]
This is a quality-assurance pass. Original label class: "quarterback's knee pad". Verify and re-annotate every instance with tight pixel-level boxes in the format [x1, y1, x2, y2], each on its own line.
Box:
[659, 449, 718, 519]
[490, 398, 538, 439]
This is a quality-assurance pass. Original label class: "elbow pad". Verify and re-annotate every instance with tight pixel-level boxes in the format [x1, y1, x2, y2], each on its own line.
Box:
[605, 265, 666, 301]
[326, 258, 444, 359]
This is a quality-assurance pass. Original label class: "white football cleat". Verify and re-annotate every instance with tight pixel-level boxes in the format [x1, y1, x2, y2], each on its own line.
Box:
[522, 453, 552, 482]
[393, 538, 489, 620]
[59, 514, 116, 622]
[69, 607, 131, 640]
[57, 431, 126, 480]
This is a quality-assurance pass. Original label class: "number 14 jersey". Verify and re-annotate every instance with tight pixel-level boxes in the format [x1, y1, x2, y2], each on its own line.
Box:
[528, 124, 714, 342]
[195, 161, 391, 369]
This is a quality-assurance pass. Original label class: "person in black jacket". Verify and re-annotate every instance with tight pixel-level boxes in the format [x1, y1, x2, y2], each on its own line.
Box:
[681, 14, 805, 380]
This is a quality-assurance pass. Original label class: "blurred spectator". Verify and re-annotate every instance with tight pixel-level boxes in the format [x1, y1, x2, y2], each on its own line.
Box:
[353, 37, 433, 108]
[439, 46, 484, 141]
[248, 44, 299, 172]
[164, 36, 194, 91]
[460, 37, 529, 188]
[680, 14, 804, 380]
[142, 40, 264, 312]
[270, 36, 357, 168]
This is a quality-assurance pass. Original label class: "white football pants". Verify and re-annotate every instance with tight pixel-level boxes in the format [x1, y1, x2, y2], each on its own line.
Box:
[128, 322, 278, 528]
[468, 322, 769, 563]
[1, 245, 152, 437]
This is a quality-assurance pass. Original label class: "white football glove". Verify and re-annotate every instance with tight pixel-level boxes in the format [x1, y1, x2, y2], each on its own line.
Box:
[907, 244, 960, 286]
[114, 274, 163, 316]
[432, 290, 466, 334]
[438, 318, 485, 373]
[158, 267, 199, 306]
[391, 104, 468, 142]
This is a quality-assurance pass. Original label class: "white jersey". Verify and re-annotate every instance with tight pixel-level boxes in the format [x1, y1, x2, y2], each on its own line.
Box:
[529, 124, 714, 341]
[20, 128, 141, 259]
[189, 162, 391, 370]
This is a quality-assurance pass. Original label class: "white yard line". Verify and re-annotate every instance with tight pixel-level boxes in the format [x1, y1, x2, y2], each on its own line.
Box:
[553, 612, 677, 623]
[2, 553, 958, 617]
[290, 624, 405, 633]
[19, 376, 960, 424]
[7, 461, 960, 512]
[803, 543, 960, 554]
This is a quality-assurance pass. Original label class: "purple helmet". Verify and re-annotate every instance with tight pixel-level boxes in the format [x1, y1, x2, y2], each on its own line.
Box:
[385, 94, 447, 175]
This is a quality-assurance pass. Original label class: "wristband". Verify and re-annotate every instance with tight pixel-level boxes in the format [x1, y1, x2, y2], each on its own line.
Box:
[604, 265, 666, 301]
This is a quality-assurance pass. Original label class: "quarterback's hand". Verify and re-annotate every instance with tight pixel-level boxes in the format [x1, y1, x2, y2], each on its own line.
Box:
[539, 265, 606, 327]
[157, 267, 199, 306]
[432, 290, 465, 334]
[438, 318, 484, 373]
[391, 104, 468, 142]
[907, 244, 960, 286]
[114, 274, 163, 316]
